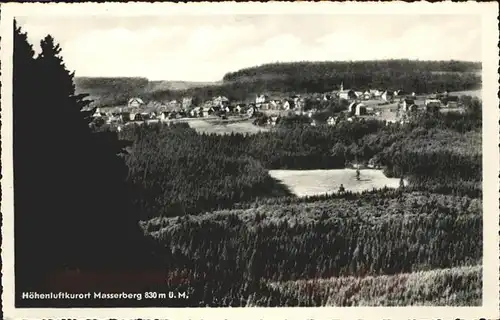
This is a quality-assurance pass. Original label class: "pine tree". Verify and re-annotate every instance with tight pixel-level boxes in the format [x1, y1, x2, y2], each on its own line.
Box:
[14, 22, 159, 295]
[13, 19, 43, 292]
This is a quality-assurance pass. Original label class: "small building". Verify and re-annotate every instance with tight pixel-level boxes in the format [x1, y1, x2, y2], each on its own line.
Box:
[425, 99, 442, 112]
[269, 100, 281, 109]
[394, 90, 408, 97]
[182, 97, 194, 109]
[259, 102, 270, 110]
[355, 103, 367, 116]
[189, 107, 200, 118]
[283, 100, 295, 110]
[213, 96, 230, 108]
[222, 105, 231, 113]
[401, 98, 416, 112]
[268, 115, 279, 126]
[327, 116, 336, 126]
[202, 106, 214, 117]
[338, 89, 357, 100]
[166, 100, 182, 111]
[256, 94, 270, 104]
[246, 106, 256, 117]
[159, 111, 171, 120]
[362, 91, 372, 100]
[370, 89, 382, 97]
[381, 91, 394, 102]
[92, 108, 105, 118]
[442, 95, 459, 108]
[133, 113, 144, 121]
[119, 112, 131, 122]
[234, 104, 245, 114]
[128, 97, 145, 109]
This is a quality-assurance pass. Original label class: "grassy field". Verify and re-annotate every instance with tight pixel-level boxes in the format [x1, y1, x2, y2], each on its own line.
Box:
[268, 169, 404, 197]
[257, 265, 481, 307]
[188, 119, 268, 135]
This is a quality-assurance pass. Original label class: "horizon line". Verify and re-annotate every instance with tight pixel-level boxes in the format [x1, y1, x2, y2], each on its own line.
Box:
[73, 58, 482, 83]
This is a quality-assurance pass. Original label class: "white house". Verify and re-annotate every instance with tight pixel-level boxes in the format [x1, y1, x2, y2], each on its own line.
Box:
[256, 94, 270, 104]
[370, 89, 382, 97]
[128, 97, 144, 108]
[362, 91, 372, 100]
[92, 108, 103, 118]
[327, 116, 336, 126]
[246, 106, 256, 117]
[213, 96, 229, 108]
[269, 115, 279, 126]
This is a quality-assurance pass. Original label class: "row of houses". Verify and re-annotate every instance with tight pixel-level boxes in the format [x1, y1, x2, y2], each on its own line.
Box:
[127, 97, 197, 110]
[92, 101, 258, 125]
[335, 82, 416, 102]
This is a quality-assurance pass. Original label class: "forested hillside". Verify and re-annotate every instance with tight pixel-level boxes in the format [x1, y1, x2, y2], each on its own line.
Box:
[223, 60, 481, 82]
[138, 190, 482, 306]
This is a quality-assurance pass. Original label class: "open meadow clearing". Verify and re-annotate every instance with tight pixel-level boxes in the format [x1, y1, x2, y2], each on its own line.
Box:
[188, 119, 268, 135]
[269, 169, 404, 197]
[259, 265, 482, 307]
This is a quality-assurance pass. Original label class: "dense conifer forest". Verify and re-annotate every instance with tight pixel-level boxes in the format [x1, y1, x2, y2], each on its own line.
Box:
[119, 102, 481, 218]
[13, 22, 483, 307]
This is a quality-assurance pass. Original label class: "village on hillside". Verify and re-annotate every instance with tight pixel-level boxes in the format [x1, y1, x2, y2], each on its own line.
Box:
[89, 81, 466, 132]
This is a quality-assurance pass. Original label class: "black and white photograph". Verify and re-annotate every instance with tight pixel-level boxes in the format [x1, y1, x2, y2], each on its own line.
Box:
[1, 2, 499, 319]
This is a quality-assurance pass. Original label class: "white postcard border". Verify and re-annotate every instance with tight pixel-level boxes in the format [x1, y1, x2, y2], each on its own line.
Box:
[1, 2, 499, 319]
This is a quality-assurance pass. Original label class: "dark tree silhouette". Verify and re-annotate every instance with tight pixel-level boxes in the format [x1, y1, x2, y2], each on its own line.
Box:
[13, 21, 159, 300]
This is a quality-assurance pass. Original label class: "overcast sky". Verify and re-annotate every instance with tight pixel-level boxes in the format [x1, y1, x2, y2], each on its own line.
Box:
[16, 14, 481, 82]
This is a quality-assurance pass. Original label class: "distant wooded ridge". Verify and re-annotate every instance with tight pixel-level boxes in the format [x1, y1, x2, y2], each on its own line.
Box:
[222, 60, 482, 82]
[75, 59, 482, 107]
